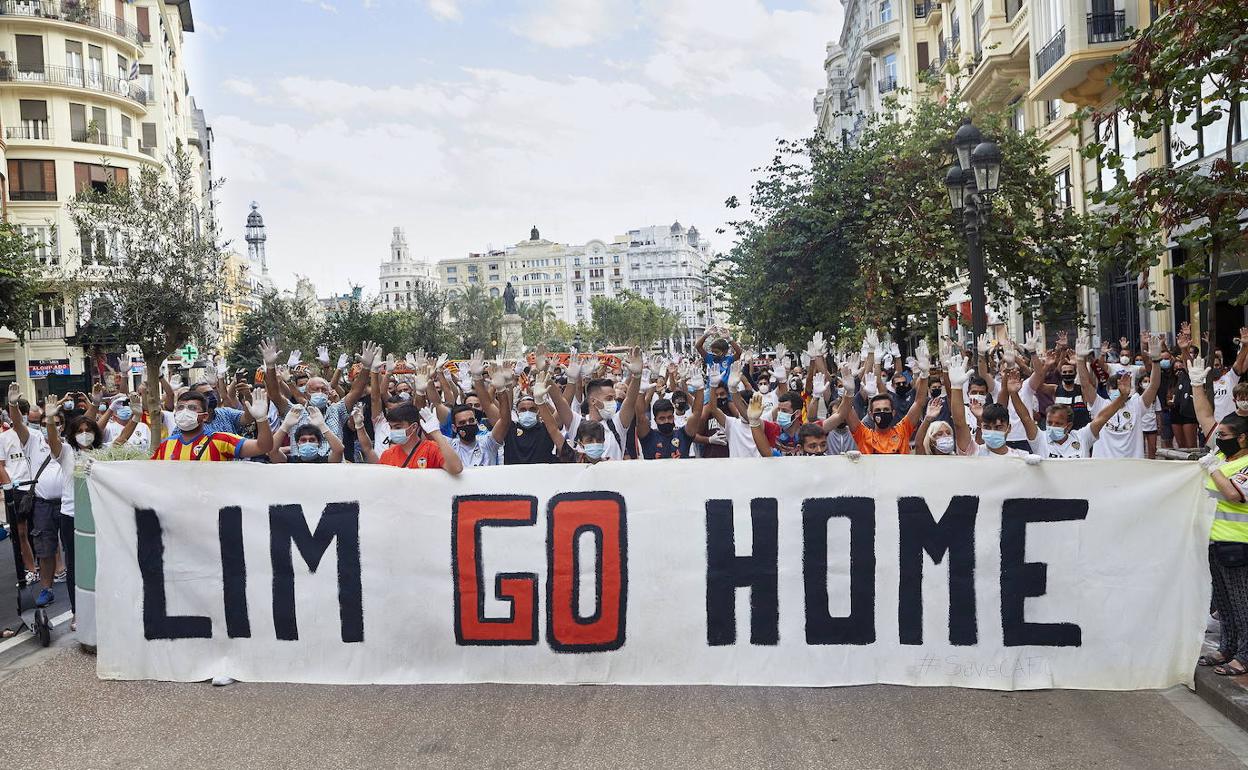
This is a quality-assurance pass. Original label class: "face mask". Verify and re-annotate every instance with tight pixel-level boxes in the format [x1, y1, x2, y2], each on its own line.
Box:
[1119, 356, 1131, 366]
[929, 387, 942, 398]
[297, 385, 308, 394]
[173, 408, 201, 432]
[895, 382, 910, 394]
[934, 435, 955, 454]
[1237, 400, 1248, 413]
[1108, 389, 1121, 400]
[983, 429, 1007, 449]
[777, 412, 794, 428]
[600, 400, 618, 415]
[309, 393, 330, 409]
[1217, 437, 1243, 458]
[583, 443, 606, 460]
[115, 406, 132, 422]
[873, 411, 894, 429]
[1139, 381, 1150, 392]
[657, 422, 676, 436]
[296, 442, 320, 459]
[1134, 359, 1143, 367]
[674, 402, 689, 414]
[204, 392, 219, 411]
[398, 392, 411, 401]
[1046, 426, 1067, 443]
[517, 412, 539, 429]
[969, 394, 987, 407]
[456, 424, 477, 441]
[1160, 359, 1172, 369]
[1060, 374, 1076, 385]
[758, 384, 770, 394]
[74, 432, 94, 448]
[388, 428, 409, 445]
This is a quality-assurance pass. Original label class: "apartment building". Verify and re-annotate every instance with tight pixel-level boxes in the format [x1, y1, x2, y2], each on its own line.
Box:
[378, 226, 437, 310]
[626, 222, 715, 352]
[0, 0, 209, 398]
[816, 0, 1248, 348]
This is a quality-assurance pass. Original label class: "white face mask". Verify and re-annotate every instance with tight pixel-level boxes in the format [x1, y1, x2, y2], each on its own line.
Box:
[1236, 400, 1248, 412]
[74, 432, 94, 448]
[173, 408, 201, 432]
[969, 394, 987, 407]
[599, 399, 618, 415]
[934, 435, 956, 454]
[1120, 355, 1131, 366]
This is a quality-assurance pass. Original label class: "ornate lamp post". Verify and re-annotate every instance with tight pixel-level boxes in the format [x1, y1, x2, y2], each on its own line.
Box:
[944, 117, 1003, 364]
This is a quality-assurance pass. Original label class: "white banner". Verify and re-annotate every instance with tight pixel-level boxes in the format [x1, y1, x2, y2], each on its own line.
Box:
[89, 457, 1212, 690]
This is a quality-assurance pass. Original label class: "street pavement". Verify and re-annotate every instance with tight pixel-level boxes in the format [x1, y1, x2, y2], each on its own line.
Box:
[0, 646, 1245, 770]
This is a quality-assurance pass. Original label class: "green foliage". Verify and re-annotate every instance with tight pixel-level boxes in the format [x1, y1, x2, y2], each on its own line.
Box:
[590, 291, 682, 348]
[0, 224, 43, 340]
[716, 91, 1106, 348]
[324, 284, 454, 356]
[1078, 0, 1248, 343]
[449, 285, 503, 356]
[519, 299, 559, 345]
[228, 292, 321, 372]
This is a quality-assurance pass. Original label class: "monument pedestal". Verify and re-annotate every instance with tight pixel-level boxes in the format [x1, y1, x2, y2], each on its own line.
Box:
[501, 313, 525, 361]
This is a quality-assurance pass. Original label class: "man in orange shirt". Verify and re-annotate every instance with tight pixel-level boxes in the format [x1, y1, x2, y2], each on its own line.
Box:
[151, 391, 274, 461]
[364, 403, 462, 474]
[836, 335, 929, 455]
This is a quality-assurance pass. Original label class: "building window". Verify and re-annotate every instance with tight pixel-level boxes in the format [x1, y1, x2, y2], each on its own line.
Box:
[446, 266, 457, 273]
[490, 288, 500, 298]
[1053, 167, 1072, 209]
[18, 99, 49, 139]
[447, 276, 458, 284]
[1168, 80, 1243, 165]
[30, 293, 64, 329]
[1044, 98, 1062, 125]
[7, 159, 56, 201]
[74, 162, 127, 194]
[21, 225, 58, 265]
[1096, 111, 1137, 191]
[879, 0, 892, 23]
[78, 228, 108, 264]
[1010, 100, 1025, 133]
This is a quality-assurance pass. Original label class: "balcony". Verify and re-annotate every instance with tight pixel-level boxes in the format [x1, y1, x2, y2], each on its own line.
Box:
[5, 122, 50, 140]
[878, 77, 898, 94]
[0, 0, 145, 48]
[10, 190, 56, 201]
[26, 326, 65, 340]
[0, 63, 148, 108]
[863, 18, 901, 53]
[70, 128, 128, 150]
[1035, 27, 1066, 77]
[1086, 10, 1127, 44]
[138, 143, 155, 158]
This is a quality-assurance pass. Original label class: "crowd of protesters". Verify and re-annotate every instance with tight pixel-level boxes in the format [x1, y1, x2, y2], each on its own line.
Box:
[2, 321, 1248, 675]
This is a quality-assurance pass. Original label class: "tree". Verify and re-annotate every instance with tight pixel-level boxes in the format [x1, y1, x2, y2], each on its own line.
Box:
[717, 90, 1108, 348]
[448, 285, 503, 356]
[590, 291, 682, 348]
[0, 225, 43, 341]
[227, 291, 320, 373]
[63, 146, 228, 443]
[1080, 0, 1248, 348]
[519, 299, 558, 345]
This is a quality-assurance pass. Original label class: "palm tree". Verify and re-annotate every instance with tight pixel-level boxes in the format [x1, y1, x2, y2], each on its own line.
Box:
[521, 299, 558, 337]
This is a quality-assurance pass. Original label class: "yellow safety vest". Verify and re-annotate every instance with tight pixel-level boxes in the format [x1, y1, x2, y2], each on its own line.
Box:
[1207, 453, 1248, 543]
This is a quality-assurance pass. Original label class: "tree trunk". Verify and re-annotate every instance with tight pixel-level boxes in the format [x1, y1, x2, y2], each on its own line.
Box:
[143, 352, 165, 446]
[1209, 235, 1222, 360]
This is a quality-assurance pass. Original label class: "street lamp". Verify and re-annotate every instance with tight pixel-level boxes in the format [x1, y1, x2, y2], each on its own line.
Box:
[945, 117, 1003, 363]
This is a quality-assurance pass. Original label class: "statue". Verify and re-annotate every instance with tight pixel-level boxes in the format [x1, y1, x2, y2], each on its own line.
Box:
[503, 282, 517, 315]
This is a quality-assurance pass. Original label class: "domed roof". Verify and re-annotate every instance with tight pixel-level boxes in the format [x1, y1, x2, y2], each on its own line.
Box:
[670, 220, 683, 234]
[246, 201, 264, 228]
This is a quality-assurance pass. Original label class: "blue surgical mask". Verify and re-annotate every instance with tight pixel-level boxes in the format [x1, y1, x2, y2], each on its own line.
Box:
[297, 385, 308, 394]
[1046, 426, 1067, 443]
[296, 442, 319, 459]
[388, 428, 409, 445]
[777, 411, 794, 428]
[600, 400, 618, 415]
[583, 443, 606, 459]
[1108, 389, 1121, 400]
[983, 429, 1007, 449]
[1160, 359, 1172, 370]
[115, 406, 132, 422]
[517, 412, 539, 429]
[309, 393, 329, 409]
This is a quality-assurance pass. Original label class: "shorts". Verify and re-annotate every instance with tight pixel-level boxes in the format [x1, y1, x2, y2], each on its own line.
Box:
[29, 497, 61, 559]
[3, 487, 30, 525]
[1143, 430, 1158, 436]
[1170, 410, 1198, 425]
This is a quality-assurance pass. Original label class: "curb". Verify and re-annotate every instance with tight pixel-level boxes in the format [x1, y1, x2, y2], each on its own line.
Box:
[1194, 664, 1248, 733]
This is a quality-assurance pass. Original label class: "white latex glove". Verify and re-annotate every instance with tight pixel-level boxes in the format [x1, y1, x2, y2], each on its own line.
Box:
[566, 361, 583, 383]
[947, 357, 970, 390]
[845, 450, 862, 463]
[1003, 343, 1018, 367]
[260, 339, 279, 367]
[1200, 450, 1225, 473]
[419, 407, 440, 434]
[627, 348, 644, 377]
[433, 354, 449, 371]
[336, 352, 350, 371]
[405, 352, 419, 370]
[1024, 454, 1043, 466]
[44, 394, 60, 418]
[977, 333, 992, 355]
[915, 339, 931, 377]
[807, 332, 826, 360]
[1188, 357, 1209, 386]
[383, 353, 396, 374]
[1075, 335, 1092, 360]
[307, 406, 328, 430]
[863, 328, 879, 353]
[746, 393, 765, 427]
[812, 372, 829, 399]
[489, 365, 507, 391]
[532, 378, 550, 406]
[361, 341, 381, 372]
[413, 372, 430, 393]
[317, 345, 330, 364]
[800, 352, 812, 369]
[727, 360, 744, 391]
[839, 362, 857, 395]
[204, 366, 218, 387]
[215, 355, 229, 377]
[1148, 333, 1163, 360]
[468, 349, 486, 380]
[707, 430, 728, 446]
[280, 404, 305, 432]
[247, 391, 270, 420]
[709, 370, 724, 389]
[350, 404, 366, 430]
[687, 367, 705, 391]
[169, 373, 183, 389]
[287, 350, 301, 368]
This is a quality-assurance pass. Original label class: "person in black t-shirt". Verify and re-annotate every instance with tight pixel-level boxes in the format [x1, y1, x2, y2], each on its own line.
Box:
[497, 375, 564, 464]
[635, 381, 706, 460]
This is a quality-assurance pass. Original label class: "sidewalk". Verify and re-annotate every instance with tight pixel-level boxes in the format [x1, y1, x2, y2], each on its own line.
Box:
[1197, 622, 1248, 733]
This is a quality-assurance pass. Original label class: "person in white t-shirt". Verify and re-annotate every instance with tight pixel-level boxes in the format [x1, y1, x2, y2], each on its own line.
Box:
[1032, 396, 1123, 459]
[1211, 329, 1248, 421]
[0, 399, 37, 587]
[99, 393, 150, 450]
[1090, 337, 1162, 458]
[951, 364, 1043, 462]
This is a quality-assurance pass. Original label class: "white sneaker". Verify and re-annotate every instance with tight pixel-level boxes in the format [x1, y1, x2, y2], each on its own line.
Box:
[210, 676, 235, 687]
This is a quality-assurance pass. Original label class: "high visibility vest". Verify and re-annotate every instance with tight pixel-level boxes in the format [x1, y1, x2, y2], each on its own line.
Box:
[1207, 453, 1248, 543]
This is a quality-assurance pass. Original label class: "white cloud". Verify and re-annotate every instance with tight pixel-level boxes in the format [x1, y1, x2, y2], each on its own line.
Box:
[300, 0, 338, 12]
[510, 0, 633, 48]
[426, 0, 462, 21]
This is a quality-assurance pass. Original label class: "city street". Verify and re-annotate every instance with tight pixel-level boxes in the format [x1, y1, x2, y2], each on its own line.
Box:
[0, 643, 1245, 770]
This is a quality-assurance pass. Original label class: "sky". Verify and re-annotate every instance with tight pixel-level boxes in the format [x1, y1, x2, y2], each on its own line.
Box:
[183, 0, 845, 296]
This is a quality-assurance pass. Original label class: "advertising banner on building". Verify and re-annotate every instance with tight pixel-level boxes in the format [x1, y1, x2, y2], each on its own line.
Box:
[89, 457, 1212, 690]
[28, 359, 71, 378]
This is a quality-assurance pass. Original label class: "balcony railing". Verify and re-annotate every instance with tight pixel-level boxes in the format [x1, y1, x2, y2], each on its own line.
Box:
[0, 0, 145, 46]
[915, 1, 930, 18]
[1036, 27, 1066, 76]
[1087, 10, 1127, 44]
[138, 143, 155, 158]
[10, 190, 56, 201]
[878, 77, 898, 94]
[0, 63, 148, 107]
[70, 128, 128, 149]
[26, 326, 65, 340]
[951, 18, 961, 46]
[5, 122, 50, 140]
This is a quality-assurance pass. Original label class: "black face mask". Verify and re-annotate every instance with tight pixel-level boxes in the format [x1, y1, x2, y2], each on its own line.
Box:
[873, 411, 895, 429]
[1217, 437, 1243, 458]
[717, 398, 731, 412]
[205, 392, 220, 411]
[472, 408, 486, 422]
[673, 402, 689, 414]
[895, 383, 910, 394]
[1060, 375, 1076, 386]
[657, 423, 676, 436]
[456, 424, 477, 442]
[929, 387, 942, 398]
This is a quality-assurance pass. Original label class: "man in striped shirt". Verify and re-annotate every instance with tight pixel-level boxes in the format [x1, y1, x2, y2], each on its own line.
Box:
[152, 391, 274, 462]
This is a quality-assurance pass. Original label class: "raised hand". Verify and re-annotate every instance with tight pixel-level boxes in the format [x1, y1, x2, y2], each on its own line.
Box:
[1002, 341, 1018, 367]
[419, 407, 441, 434]
[807, 332, 826, 360]
[317, 345, 331, 365]
[709, 369, 724, 389]
[1056, 330, 1069, 349]
[915, 339, 931, 376]
[468, 349, 486, 380]
[247, 390, 270, 420]
[203, 366, 218, 387]
[532, 377, 550, 405]
[812, 372, 829, 399]
[260, 338, 280, 367]
[488, 363, 507, 391]
[947, 356, 970, 390]
[565, 360, 583, 383]
[727, 359, 745, 391]
[1022, 329, 1038, 353]
[1147, 332, 1162, 360]
[747, 392, 765, 427]
[1188, 357, 1209, 386]
[1075, 334, 1092, 360]
[626, 347, 644, 377]
[405, 352, 419, 371]
[350, 404, 366, 430]
[336, 352, 350, 371]
[359, 340, 380, 372]
[926, 396, 945, 419]
[307, 405, 328, 430]
[385, 353, 396, 374]
[433, 353, 449, 371]
[686, 366, 705, 391]
[977, 333, 992, 355]
[864, 328, 880, 353]
[839, 361, 857, 395]
[413, 370, 431, 393]
[280, 404, 305, 432]
[287, 350, 302, 368]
